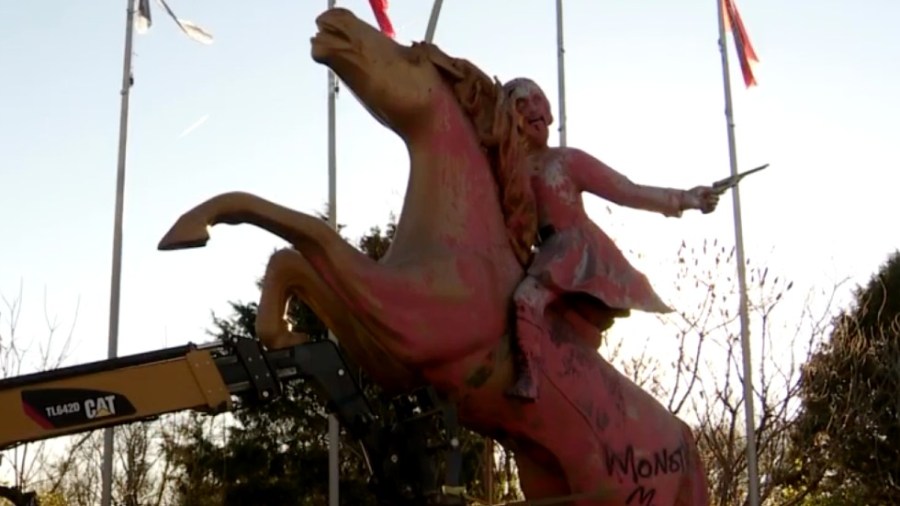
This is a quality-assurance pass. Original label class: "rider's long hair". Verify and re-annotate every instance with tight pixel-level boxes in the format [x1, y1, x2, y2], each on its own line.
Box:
[415, 42, 538, 267]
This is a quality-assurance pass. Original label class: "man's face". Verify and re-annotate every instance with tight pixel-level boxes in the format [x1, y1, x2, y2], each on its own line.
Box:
[509, 79, 552, 147]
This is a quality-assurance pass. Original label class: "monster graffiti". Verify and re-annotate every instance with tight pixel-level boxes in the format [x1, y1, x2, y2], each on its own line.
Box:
[628, 485, 658, 506]
[604, 443, 690, 484]
[605, 443, 695, 506]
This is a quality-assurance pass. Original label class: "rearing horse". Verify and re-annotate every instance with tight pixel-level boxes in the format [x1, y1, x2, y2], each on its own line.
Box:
[159, 8, 710, 505]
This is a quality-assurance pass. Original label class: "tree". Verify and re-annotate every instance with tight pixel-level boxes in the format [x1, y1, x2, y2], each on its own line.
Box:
[0, 486, 38, 506]
[601, 239, 835, 505]
[790, 250, 900, 503]
[41, 421, 177, 506]
[0, 284, 78, 504]
[163, 217, 519, 505]
[0, 285, 178, 506]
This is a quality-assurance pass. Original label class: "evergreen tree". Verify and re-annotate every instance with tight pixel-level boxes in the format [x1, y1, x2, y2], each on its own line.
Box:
[791, 251, 900, 503]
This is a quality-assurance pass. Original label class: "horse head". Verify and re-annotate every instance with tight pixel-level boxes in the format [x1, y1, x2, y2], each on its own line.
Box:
[311, 8, 450, 139]
[310, 8, 522, 270]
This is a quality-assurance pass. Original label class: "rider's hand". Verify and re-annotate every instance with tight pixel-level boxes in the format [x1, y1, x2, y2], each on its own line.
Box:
[684, 186, 719, 214]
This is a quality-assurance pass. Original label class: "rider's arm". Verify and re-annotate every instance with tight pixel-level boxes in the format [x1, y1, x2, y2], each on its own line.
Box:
[566, 147, 687, 217]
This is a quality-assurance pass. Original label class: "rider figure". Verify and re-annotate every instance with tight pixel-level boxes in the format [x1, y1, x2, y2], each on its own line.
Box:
[501, 78, 720, 400]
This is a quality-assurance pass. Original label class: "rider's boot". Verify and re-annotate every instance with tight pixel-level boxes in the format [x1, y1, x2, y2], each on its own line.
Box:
[504, 316, 543, 401]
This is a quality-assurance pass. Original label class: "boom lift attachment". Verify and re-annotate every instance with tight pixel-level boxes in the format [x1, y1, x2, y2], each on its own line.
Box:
[0, 337, 466, 505]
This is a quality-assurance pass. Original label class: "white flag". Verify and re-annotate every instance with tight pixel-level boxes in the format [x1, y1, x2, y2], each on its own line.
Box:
[135, 0, 152, 34]
[134, 0, 214, 45]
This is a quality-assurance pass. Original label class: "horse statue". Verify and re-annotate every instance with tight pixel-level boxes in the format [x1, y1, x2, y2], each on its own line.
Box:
[158, 8, 710, 505]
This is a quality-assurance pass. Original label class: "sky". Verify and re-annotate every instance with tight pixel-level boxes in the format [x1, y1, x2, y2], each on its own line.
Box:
[1, 0, 898, 383]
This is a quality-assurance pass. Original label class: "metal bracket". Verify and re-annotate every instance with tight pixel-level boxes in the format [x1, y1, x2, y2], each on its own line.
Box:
[223, 339, 467, 505]
[367, 386, 467, 505]
[434, 395, 465, 503]
[281, 340, 376, 437]
[231, 337, 280, 402]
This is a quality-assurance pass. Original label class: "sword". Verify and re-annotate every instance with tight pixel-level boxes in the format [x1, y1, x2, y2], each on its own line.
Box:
[711, 163, 770, 194]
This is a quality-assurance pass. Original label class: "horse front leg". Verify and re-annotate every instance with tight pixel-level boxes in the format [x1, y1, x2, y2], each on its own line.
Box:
[158, 192, 337, 253]
[158, 191, 386, 330]
[256, 247, 418, 390]
[256, 247, 366, 348]
[257, 248, 325, 349]
[158, 191, 504, 366]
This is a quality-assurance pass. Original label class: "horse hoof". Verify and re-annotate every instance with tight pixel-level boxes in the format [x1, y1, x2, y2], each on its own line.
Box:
[158, 215, 211, 251]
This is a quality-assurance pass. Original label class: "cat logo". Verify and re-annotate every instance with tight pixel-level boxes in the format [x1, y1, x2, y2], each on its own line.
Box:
[84, 395, 117, 420]
[22, 388, 137, 430]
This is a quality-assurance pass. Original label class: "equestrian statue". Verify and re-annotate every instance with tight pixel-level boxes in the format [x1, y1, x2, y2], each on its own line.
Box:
[159, 8, 719, 505]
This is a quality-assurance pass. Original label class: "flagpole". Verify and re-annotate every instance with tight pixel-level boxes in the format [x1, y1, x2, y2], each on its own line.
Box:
[424, 0, 444, 42]
[715, 0, 760, 504]
[326, 2, 340, 506]
[101, 1, 137, 505]
[555, 0, 567, 147]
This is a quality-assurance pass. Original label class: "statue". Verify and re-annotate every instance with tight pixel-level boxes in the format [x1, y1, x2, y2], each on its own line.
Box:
[158, 8, 711, 504]
[498, 77, 720, 400]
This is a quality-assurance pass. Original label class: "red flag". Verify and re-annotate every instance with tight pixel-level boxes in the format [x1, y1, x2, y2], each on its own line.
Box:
[368, 0, 396, 38]
[722, 0, 758, 87]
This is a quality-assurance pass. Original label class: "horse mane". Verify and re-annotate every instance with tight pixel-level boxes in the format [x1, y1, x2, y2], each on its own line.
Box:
[412, 41, 538, 267]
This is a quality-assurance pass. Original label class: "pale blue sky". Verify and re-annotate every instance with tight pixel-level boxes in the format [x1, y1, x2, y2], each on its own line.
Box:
[1, 0, 898, 369]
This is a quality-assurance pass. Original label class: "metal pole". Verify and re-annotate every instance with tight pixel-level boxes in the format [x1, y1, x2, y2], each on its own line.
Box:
[424, 0, 444, 43]
[715, 1, 760, 504]
[485, 439, 494, 505]
[326, 2, 340, 506]
[101, 1, 137, 505]
[554, 0, 567, 147]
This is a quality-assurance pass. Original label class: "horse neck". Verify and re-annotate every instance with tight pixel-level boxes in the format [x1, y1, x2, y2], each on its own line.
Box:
[388, 91, 508, 257]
